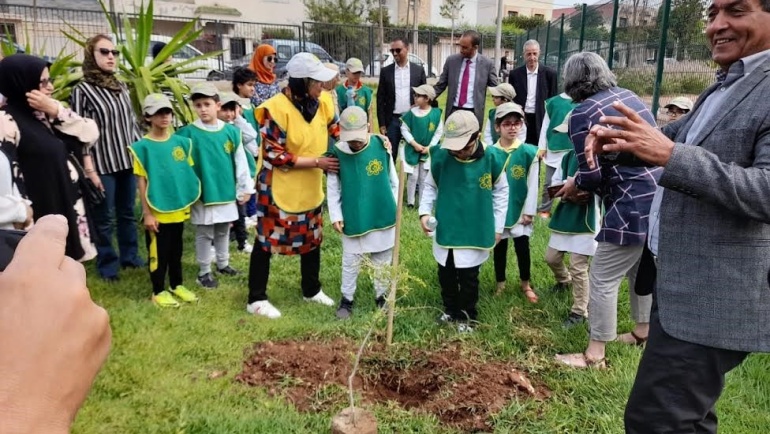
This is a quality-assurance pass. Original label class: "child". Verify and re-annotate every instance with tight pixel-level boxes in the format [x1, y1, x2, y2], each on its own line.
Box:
[485, 83, 526, 145]
[232, 67, 260, 223]
[327, 106, 399, 319]
[129, 94, 201, 307]
[492, 103, 539, 303]
[335, 58, 373, 125]
[546, 115, 600, 328]
[400, 84, 443, 208]
[218, 92, 257, 254]
[175, 83, 255, 289]
[536, 92, 577, 218]
[419, 110, 509, 333]
[663, 96, 694, 123]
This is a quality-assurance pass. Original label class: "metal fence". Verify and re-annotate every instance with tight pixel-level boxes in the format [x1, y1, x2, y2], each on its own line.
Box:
[519, 0, 713, 117]
[1, 1, 713, 115]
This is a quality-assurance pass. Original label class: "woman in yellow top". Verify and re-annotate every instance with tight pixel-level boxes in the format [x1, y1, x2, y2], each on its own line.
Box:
[246, 53, 340, 319]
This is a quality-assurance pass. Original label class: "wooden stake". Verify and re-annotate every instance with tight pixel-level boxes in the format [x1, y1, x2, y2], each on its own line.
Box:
[386, 158, 407, 347]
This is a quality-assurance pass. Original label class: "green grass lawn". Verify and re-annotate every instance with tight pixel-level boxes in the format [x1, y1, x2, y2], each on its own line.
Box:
[73, 89, 770, 433]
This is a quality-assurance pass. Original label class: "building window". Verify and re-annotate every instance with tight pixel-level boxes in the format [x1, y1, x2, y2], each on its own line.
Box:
[508, 11, 518, 17]
[534, 14, 544, 19]
[619, 17, 628, 27]
[230, 37, 245, 60]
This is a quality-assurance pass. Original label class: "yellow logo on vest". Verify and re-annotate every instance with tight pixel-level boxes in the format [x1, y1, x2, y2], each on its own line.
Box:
[366, 159, 384, 176]
[172, 146, 186, 162]
[357, 96, 366, 106]
[224, 140, 234, 154]
[510, 165, 525, 180]
[428, 122, 436, 132]
[479, 173, 492, 190]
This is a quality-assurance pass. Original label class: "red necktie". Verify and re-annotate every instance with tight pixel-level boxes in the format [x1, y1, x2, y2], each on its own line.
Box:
[458, 59, 471, 107]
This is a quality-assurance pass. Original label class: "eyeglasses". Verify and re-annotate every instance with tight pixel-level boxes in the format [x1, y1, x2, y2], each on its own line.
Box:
[39, 77, 53, 87]
[265, 55, 278, 63]
[390, 48, 402, 55]
[501, 121, 523, 128]
[97, 48, 120, 57]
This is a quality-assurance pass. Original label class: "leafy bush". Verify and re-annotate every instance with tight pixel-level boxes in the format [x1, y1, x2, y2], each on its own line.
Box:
[262, 27, 296, 40]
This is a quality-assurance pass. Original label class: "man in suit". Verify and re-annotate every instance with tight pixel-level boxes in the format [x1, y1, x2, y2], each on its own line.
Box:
[509, 40, 558, 217]
[583, 0, 770, 431]
[433, 30, 498, 127]
[377, 37, 427, 162]
[509, 40, 557, 146]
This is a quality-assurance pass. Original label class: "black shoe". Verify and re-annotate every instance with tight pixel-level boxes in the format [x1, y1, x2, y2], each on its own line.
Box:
[336, 298, 354, 319]
[406, 204, 415, 209]
[217, 265, 240, 276]
[196, 272, 218, 289]
[563, 312, 586, 329]
[551, 282, 571, 292]
[375, 296, 386, 309]
[121, 262, 144, 270]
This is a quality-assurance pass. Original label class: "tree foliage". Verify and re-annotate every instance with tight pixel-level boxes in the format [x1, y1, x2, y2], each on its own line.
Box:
[502, 14, 546, 31]
[304, 0, 373, 62]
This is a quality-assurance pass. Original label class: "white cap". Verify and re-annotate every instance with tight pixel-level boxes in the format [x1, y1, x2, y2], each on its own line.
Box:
[664, 96, 694, 111]
[441, 110, 479, 151]
[339, 106, 369, 143]
[287, 52, 338, 82]
[142, 93, 172, 115]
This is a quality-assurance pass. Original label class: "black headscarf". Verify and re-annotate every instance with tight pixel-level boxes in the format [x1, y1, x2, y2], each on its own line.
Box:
[0, 54, 50, 113]
[287, 77, 319, 123]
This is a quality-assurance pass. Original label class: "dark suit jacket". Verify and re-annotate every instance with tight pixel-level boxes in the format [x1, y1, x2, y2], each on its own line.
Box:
[376, 62, 426, 129]
[509, 65, 558, 134]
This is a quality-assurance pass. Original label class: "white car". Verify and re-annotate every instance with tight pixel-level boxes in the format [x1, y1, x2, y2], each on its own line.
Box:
[147, 35, 230, 81]
[366, 52, 438, 78]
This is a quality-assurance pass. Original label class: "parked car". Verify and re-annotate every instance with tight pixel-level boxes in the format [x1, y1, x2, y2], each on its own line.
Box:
[366, 52, 438, 78]
[145, 35, 230, 81]
[227, 40, 345, 81]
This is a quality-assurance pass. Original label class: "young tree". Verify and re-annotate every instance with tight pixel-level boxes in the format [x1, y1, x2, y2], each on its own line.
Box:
[304, 0, 374, 62]
[439, 0, 464, 43]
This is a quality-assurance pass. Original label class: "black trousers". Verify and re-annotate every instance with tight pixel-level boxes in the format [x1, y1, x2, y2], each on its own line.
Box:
[524, 113, 538, 145]
[231, 203, 248, 249]
[247, 247, 322, 303]
[625, 302, 749, 433]
[386, 115, 403, 162]
[437, 250, 481, 321]
[493, 236, 531, 283]
[144, 222, 184, 295]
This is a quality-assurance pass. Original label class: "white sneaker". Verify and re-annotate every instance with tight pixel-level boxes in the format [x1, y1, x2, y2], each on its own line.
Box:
[304, 290, 334, 306]
[240, 242, 253, 254]
[246, 300, 282, 319]
[457, 323, 474, 333]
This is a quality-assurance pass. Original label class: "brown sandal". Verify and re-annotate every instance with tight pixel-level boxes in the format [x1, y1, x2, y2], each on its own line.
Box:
[617, 331, 648, 346]
[555, 352, 607, 369]
[522, 287, 538, 303]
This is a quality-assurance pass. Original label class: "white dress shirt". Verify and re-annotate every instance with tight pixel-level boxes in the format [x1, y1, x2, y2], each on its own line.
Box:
[525, 66, 538, 114]
[453, 54, 477, 109]
[327, 140, 399, 255]
[419, 156, 509, 268]
[394, 63, 411, 115]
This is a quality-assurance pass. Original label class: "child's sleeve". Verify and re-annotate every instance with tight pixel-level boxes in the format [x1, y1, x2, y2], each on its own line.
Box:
[232, 134, 256, 197]
[400, 117, 415, 145]
[418, 168, 437, 217]
[538, 111, 550, 151]
[387, 151, 399, 202]
[326, 172, 343, 224]
[523, 157, 539, 217]
[428, 120, 444, 148]
[492, 170, 509, 234]
[483, 120, 493, 145]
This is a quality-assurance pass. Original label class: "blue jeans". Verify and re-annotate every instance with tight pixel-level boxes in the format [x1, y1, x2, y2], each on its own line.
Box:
[386, 115, 403, 162]
[92, 169, 143, 278]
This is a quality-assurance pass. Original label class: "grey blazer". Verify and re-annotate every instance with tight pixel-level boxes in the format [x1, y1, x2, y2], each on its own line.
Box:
[657, 57, 770, 352]
[433, 53, 498, 126]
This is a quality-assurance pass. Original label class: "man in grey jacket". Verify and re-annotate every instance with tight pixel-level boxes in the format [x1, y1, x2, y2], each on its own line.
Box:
[583, 0, 770, 431]
[433, 30, 498, 126]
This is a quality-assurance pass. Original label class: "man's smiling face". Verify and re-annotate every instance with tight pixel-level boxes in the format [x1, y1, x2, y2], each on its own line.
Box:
[705, 0, 770, 68]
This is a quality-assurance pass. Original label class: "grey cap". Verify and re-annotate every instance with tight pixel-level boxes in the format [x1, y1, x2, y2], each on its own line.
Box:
[441, 110, 479, 151]
[494, 102, 525, 120]
[287, 52, 337, 82]
[142, 93, 173, 115]
[345, 57, 365, 73]
[489, 83, 516, 101]
[339, 106, 369, 143]
[664, 96, 694, 111]
[189, 82, 218, 97]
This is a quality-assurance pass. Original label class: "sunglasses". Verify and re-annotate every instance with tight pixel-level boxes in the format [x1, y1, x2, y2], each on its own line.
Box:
[266, 55, 278, 63]
[97, 48, 120, 57]
[390, 48, 402, 55]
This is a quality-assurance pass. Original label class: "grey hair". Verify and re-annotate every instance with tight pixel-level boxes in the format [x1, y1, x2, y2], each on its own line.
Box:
[523, 39, 540, 51]
[563, 52, 617, 102]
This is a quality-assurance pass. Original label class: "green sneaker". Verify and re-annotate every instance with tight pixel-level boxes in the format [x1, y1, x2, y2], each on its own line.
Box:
[153, 290, 180, 308]
[171, 285, 199, 303]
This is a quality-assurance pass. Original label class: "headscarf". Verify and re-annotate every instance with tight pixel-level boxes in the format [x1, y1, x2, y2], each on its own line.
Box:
[82, 35, 122, 92]
[249, 44, 277, 85]
[0, 54, 49, 113]
[287, 77, 318, 123]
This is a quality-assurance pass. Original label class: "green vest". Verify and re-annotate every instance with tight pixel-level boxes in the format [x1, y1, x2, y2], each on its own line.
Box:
[175, 123, 241, 205]
[549, 150, 598, 234]
[400, 108, 442, 166]
[430, 143, 508, 249]
[496, 141, 538, 228]
[329, 136, 396, 237]
[335, 84, 373, 113]
[488, 108, 499, 144]
[545, 95, 576, 152]
[129, 135, 201, 213]
[241, 106, 259, 178]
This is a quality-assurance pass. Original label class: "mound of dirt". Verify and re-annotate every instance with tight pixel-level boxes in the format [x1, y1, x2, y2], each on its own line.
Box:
[235, 339, 549, 432]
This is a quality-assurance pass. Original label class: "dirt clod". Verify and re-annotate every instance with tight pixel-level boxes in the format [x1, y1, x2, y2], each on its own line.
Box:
[331, 407, 378, 434]
[235, 339, 549, 432]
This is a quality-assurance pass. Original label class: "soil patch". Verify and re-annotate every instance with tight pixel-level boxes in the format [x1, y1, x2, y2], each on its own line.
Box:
[235, 338, 549, 432]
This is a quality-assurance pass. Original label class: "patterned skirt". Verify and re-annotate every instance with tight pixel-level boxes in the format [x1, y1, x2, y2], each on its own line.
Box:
[255, 199, 323, 256]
